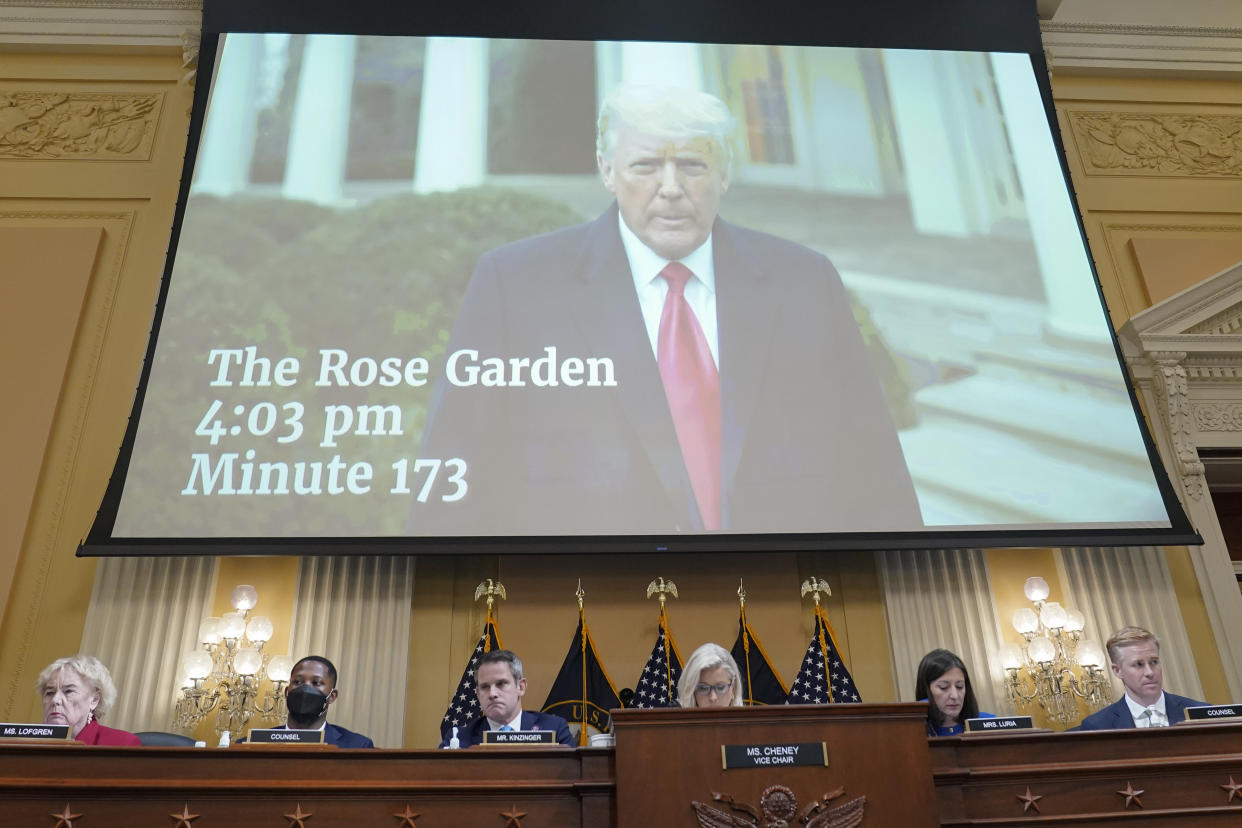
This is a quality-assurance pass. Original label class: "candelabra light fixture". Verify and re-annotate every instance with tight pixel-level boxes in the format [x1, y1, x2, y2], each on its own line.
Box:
[174, 584, 293, 741]
[999, 576, 1112, 728]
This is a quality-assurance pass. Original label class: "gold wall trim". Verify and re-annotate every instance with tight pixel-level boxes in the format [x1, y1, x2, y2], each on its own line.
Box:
[1067, 111, 1242, 178]
[0, 208, 135, 718]
[0, 92, 162, 159]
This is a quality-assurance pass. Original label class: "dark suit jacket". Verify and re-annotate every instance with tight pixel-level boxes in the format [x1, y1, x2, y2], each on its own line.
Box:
[440, 710, 575, 748]
[1074, 692, 1206, 731]
[414, 206, 920, 534]
[250, 722, 375, 748]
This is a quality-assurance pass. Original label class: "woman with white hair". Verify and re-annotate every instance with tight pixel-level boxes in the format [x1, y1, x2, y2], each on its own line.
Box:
[677, 643, 744, 708]
[36, 654, 140, 745]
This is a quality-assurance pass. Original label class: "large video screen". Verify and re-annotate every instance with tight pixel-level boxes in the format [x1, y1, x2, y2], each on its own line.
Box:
[82, 0, 1198, 554]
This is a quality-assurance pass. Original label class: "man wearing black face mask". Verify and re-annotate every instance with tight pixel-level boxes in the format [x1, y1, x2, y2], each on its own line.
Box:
[280, 655, 374, 748]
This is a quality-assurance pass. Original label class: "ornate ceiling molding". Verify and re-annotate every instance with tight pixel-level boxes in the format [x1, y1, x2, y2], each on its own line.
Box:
[0, 1, 201, 51]
[1040, 17, 1242, 77]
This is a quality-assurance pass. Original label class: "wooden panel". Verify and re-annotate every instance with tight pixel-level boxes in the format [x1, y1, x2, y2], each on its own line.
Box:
[931, 722, 1242, 824]
[613, 703, 938, 827]
[0, 744, 616, 827]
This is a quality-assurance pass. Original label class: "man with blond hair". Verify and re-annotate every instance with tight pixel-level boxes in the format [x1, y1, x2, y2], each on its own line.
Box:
[1075, 626, 1206, 730]
[416, 83, 919, 535]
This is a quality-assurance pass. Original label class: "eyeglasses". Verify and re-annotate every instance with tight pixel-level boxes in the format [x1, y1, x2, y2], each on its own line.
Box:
[694, 682, 733, 697]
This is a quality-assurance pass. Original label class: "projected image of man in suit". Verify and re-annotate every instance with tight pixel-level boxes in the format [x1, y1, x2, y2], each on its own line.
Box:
[414, 83, 921, 535]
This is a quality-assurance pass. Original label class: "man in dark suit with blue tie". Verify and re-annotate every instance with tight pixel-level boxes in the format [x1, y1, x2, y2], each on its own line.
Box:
[441, 649, 574, 748]
[277, 655, 374, 748]
[414, 83, 920, 536]
[1075, 626, 1206, 730]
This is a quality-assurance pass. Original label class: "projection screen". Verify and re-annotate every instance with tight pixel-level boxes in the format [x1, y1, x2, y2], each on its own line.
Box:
[80, 0, 1200, 555]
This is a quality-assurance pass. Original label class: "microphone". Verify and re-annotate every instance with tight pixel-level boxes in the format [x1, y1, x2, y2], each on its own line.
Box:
[619, 688, 635, 707]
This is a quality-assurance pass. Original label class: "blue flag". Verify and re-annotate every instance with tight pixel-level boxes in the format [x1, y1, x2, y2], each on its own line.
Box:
[730, 607, 788, 706]
[542, 609, 622, 745]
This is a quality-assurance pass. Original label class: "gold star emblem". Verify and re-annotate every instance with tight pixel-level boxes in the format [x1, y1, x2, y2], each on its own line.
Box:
[1016, 787, 1042, 814]
[392, 804, 420, 826]
[501, 804, 527, 827]
[50, 804, 82, 828]
[170, 803, 200, 827]
[1116, 782, 1144, 808]
[1222, 776, 1242, 803]
[284, 803, 314, 827]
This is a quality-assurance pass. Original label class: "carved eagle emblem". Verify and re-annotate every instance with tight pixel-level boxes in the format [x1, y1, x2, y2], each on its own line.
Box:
[692, 784, 866, 828]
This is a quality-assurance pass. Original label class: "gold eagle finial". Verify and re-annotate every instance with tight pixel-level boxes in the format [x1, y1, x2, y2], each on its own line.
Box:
[646, 577, 678, 607]
[800, 577, 832, 607]
[473, 579, 507, 612]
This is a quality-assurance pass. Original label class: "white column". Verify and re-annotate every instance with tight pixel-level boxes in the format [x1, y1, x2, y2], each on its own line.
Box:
[990, 53, 1110, 344]
[884, 50, 1005, 238]
[620, 41, 703, 90]
[194, 33, 263, 197]
[412, 37, 488, 194]
[283, 34, 357, 205]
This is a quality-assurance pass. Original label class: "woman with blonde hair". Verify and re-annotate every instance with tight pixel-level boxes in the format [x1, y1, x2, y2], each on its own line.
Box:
[677, 643, 744, 708]
[36, 655, 140, 745]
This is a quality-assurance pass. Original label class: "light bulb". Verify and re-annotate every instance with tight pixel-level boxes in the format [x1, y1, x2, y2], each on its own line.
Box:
[1064, 609, 1085, 633]
[1040, 603, 1068, 630]
[267, 655, 294, 683]
[1023, 576, 1051, 602]
[230, 584, 258, 612]
[219, 611, 246, 640]
[999, 642, 1023, 670]
[1078, 640, 1105, 668]
[1029, 637, 1056, 663]
[1012, 608, 1039, 635]
[182, 650, 213, 680]
[198, 617, 221, 645]
[245, 615, 274, 644]
[234, 647, 262, 676]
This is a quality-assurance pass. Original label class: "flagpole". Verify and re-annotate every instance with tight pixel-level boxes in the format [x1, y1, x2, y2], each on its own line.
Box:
[646, 577, 679, 702]
[577, 580, 588, 747]
[802, 577, 834, 703]
[738, 579, 754, 705]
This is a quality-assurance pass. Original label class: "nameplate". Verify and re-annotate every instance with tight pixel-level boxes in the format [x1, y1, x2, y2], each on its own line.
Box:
[246, 728, 326, 744]
[1185, 704, 1242, 722]
[482, 729, 555, 745]
[966, 716, 1033, 733]
[0, 723, 70, 740]
[721, 742, 827, 770]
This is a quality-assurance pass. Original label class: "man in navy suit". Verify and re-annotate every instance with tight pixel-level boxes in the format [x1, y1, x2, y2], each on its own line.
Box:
[276, 655, 374, 748]
[413, 84, 920, 535]
[1075, 626, 1207, 730]
[441, 649, 574, 748]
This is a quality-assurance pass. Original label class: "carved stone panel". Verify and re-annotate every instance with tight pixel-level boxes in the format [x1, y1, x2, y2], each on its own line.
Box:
[0, 92, 162, 159]
[1067, 110, 1242, 177]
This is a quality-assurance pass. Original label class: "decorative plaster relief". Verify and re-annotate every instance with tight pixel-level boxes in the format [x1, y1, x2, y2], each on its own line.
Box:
[0, 91, 161, 159]
[1195, 403, 1242, 432]
[1068, 111, 1242, 177]
[1150, 351, 1206, 501]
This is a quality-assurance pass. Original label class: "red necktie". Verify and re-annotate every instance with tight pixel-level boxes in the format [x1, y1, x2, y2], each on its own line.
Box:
[657, 262, 721, 530]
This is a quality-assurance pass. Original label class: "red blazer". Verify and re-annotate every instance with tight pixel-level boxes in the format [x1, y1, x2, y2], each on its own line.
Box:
[75, 718, 141, 746]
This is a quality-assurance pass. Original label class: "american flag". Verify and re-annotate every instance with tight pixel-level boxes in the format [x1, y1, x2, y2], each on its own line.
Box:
[440, 611, 502, 739]
[786, 604, 861, 704]
[630, 605, 683, 708]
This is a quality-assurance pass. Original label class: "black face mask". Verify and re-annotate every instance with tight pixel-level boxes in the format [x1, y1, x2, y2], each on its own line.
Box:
[286, 685, 329, 721]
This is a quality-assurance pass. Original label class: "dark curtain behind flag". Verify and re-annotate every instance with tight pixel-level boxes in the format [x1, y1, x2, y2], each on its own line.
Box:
[542, 609, 622, 745]
[787, 603, 862, 704]
[631, 604, 683, 708]
[440, 607, 502, 740]
[730, 606, 788, 705]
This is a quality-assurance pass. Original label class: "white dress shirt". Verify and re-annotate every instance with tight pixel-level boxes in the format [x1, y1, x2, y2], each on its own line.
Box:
[1124, 692, 1168, 727]
[617, 213, 719, 368]
[486, 708, 524, 732]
